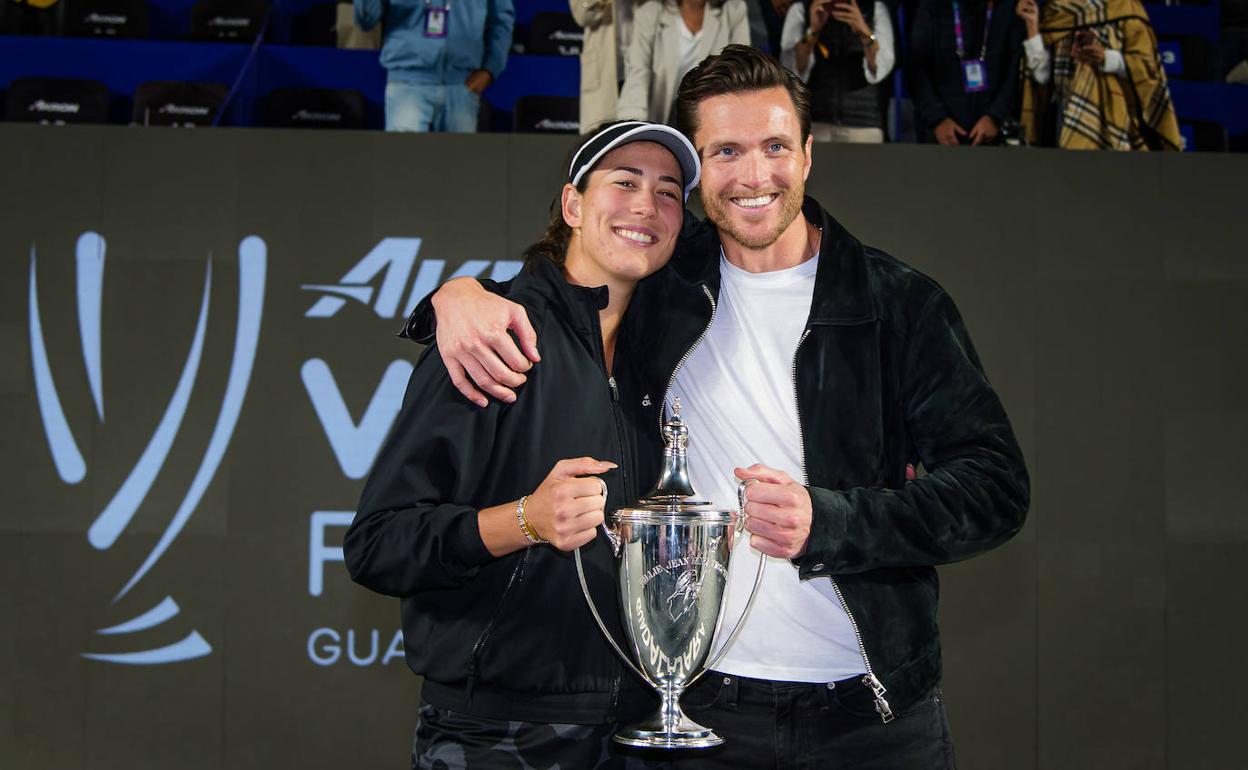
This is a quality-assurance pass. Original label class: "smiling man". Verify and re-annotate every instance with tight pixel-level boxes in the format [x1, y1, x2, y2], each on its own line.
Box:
[414, 45, 1029, 768]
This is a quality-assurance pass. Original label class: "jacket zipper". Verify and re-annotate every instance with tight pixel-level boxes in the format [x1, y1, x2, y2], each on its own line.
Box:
[596, 299, 631, 717]
[605, 373, 627, 717]
[791, 327, 895, 724]
[659, 284, 717, 432]
[466, 548, 529, 701]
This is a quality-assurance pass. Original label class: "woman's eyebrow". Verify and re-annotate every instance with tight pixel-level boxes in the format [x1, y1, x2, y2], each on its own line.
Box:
[610, 166, 682, 187]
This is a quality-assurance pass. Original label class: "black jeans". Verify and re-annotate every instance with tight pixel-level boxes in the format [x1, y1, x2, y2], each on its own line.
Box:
[411, 701, 669, 770]
[668, 672, 958, 770]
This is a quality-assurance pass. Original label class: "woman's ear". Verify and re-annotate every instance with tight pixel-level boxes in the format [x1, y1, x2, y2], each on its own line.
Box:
[561, 183, 582, 229]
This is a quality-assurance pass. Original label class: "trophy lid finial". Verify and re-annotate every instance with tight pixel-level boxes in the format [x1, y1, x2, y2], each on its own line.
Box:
[642, 395, 703, 503]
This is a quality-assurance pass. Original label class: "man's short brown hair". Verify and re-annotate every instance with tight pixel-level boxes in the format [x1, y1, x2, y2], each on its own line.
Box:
[674, 44, 812, 148]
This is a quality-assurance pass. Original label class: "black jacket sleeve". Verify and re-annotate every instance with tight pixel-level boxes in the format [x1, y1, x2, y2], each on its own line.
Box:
[800, 289, 1029, 576]
[986, 4, 1025, 125]
[909, 0, 950, 129]
[399, 278, 513, 344]
[344, 351, 501, 596]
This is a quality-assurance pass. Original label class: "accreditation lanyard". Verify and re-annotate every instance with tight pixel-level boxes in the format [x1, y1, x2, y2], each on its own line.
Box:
[424, 0, 449, 38]
[952, 0, 993, 92]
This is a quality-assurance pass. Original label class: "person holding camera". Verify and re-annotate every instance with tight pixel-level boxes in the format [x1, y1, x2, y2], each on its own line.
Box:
[780, 0, 896, 143]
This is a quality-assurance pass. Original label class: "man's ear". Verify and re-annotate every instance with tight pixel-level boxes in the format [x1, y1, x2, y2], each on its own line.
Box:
[802, 134, 814, 181]
[561, 183, 582, 228]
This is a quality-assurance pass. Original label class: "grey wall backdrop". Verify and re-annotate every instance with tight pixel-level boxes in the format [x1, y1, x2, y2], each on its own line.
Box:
[1, 124, 1244, 770]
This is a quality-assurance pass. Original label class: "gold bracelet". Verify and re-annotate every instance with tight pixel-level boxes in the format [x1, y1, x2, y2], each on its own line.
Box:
[516, 495, 546, 545]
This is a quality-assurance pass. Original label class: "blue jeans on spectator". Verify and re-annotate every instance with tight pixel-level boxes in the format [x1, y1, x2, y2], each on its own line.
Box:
[385, 81, 480, 133]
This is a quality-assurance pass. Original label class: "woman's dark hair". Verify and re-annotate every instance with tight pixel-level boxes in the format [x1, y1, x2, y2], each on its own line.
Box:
[522, 120, 633, 270]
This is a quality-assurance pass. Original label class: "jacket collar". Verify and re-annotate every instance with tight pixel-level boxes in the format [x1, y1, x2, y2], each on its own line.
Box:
[673, 196, 876, 325]
[508, 256, 610, 339]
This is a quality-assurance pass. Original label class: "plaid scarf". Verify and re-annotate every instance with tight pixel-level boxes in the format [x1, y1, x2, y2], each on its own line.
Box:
[1022, 0, 1180, 150]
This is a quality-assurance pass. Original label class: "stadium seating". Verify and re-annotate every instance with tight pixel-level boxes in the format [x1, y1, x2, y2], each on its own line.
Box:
[133, 79, 227, 125]
[5, 75, 109, 123]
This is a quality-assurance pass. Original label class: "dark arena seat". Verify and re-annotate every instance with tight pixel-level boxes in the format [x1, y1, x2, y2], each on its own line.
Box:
[260, 86, 365, 129]
[527, 11, 582, 56]
[189, 0, 269, 41]
[1179, 119, 1230, 151]
[512, 93, 578, 133]
[132, 80, 228, 126]
[4, 76, 110, 124]
[291, 1, 338, 47]
[62, 0, 149, 38]
[1158, 34, 1214, 80]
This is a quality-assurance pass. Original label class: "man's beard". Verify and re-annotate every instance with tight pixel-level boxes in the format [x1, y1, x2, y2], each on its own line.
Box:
[702, 185, 805, 250]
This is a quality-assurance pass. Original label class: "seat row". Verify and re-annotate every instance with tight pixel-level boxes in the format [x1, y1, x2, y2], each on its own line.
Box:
[4, 76, 366, 127]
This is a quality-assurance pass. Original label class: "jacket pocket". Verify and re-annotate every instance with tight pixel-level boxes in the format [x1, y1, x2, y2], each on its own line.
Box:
[467, 549, 530, 686]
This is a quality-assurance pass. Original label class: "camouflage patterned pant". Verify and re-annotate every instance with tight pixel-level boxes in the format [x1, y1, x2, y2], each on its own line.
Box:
[411, 703, 670, 770]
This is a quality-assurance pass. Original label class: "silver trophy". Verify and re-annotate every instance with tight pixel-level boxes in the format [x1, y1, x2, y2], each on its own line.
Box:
[575, 398, 765, 749]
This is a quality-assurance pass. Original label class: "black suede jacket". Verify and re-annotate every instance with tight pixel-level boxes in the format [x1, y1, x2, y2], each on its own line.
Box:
[346, 257, 661, 724]
[627, 197, 1030, 717]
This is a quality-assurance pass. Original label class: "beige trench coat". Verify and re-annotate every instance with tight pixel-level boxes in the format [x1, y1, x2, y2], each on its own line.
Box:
[617, 0, 750, 126]
[571, 0, 633, 132]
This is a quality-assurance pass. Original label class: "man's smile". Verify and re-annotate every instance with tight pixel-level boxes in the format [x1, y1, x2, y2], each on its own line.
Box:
[730, 193, 781, 210]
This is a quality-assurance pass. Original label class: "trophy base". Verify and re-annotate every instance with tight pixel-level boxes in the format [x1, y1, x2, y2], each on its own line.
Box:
[613, 718, 723, 750]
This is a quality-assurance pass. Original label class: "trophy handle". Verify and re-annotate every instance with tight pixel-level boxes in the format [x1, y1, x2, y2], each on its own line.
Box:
[597, 478, 622, 557]
[573, 478, 656, 688]
[734, 478, 757, 544]
[690, 478, 767, 682]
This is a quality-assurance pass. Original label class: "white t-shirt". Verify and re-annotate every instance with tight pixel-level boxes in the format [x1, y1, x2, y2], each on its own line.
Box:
[667, 252, 867, 683]
[676, 19, 704, 90]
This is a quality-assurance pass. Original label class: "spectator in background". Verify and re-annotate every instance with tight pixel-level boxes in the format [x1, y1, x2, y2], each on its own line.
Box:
[1018, 0, 1180, 149]
[760, 0, 795, 54]
[781, 0, 896, 142]
[618, 0, 751, 124]
[910, 0, 1023, 145]
[572, 0, 634, 131]
[0, 0, 61, 35]
[355, 0, 515, 132]
[1221, 0, 1248, 82]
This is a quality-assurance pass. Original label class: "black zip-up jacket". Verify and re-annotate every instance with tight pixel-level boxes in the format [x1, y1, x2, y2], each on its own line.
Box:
[407, 197, 1029, 718]
[345, 257, 661, 724]
[629, 197, 1030, 715]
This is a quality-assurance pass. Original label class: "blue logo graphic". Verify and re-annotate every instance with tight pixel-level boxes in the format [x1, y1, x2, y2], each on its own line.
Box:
[301, 237, 521, 319]
[29, 232, 268, 664]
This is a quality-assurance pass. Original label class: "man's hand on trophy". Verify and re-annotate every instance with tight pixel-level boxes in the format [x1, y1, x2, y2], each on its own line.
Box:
[527, 457, 617, 550]
[733, 464, 812, 559]
[432, 276, 541, 408]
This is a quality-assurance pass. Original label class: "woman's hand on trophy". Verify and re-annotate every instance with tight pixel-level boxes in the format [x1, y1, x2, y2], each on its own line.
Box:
[527, 457, 617, 550]
[733, 464, 812, 559]
[432, 277, 541, 408]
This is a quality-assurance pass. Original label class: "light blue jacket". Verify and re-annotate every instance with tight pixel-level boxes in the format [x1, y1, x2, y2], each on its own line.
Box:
[354, 0, 515, 85]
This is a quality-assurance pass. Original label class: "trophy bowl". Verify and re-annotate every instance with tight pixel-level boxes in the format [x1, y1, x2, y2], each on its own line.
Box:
[575, 398, 764, 750]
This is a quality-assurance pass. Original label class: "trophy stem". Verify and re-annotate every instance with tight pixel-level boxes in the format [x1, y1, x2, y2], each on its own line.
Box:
[613, 679, 723, 749]
[658, 681, 683, 733]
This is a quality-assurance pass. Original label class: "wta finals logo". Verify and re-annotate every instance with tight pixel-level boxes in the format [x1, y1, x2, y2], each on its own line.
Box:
[28, 232, 267, 665]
